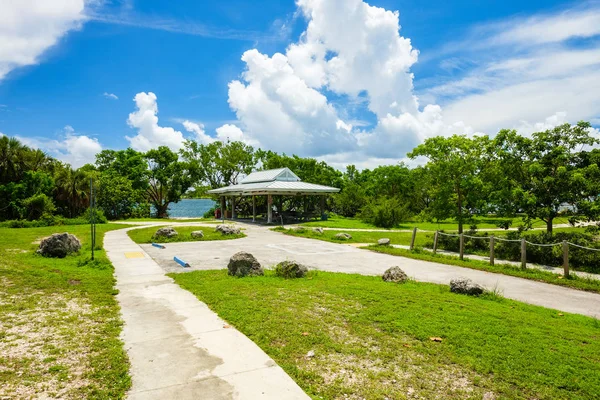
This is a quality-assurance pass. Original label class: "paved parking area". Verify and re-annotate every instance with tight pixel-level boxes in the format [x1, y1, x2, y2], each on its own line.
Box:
[141, 223, 600, 319]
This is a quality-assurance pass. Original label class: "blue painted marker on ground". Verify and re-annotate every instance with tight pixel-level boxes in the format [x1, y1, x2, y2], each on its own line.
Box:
[174, 256, 191, 268]
[152, 243, 166, 249]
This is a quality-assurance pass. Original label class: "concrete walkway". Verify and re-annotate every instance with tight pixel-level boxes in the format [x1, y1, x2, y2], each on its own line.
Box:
[143, 223, 600, 319]
[104, 227, 309, 400]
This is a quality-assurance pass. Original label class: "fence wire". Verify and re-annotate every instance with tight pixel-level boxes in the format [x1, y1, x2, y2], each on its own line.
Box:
[568, 243, 600, 252]
[435, 231, 600, 250]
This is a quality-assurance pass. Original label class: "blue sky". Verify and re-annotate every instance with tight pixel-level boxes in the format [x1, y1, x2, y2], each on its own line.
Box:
[1, 0, 599, 168]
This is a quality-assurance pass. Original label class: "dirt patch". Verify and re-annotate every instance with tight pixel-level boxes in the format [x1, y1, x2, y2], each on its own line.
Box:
[0, 288, 102, 399]
[4, 249, 28, 254]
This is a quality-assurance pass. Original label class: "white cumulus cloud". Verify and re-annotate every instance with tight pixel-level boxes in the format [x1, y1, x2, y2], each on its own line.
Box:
[215, 124, 258, 145]
[224, 0, 458, 159]
[126, 92, 186, 152]
[182, 120, 214, 145]
[17, 125, 102, 168]
[0, 0, 88, 81]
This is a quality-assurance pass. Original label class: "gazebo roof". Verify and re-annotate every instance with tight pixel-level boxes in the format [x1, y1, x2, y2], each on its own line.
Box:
[207, 167, 340, 196]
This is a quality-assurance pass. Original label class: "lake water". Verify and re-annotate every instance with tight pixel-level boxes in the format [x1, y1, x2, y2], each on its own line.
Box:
[167, 198, 216, 218]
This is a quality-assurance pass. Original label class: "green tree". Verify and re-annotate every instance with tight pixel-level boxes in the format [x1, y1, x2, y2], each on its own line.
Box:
[0, 136, 27, 183]
[409, 135, 490, 234]
[97, 174, 142, 220]
[181, 140, 257, 188]
[54, 165, 90, 218]
[408, 166, 434, 216]
[364, 164, 412, 199]
[22, 193, 56, 220]
[257, 150, 342, 187]
[95, 148, 148, 191]
[145, 146, 191, 218]
[490, 122, 599, 233]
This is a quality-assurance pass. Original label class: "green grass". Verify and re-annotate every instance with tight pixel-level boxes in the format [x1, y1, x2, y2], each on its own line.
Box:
[0, 224, 132, 399]
[170, 269, 600, 400]
[127, 225, 245, 244]
[368, 246, 600, 294]
[299, 215, 573, 231]
[273, 226, 434, 247]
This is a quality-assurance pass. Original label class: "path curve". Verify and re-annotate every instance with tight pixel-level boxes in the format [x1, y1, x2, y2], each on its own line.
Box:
[105, 226, 309, 400]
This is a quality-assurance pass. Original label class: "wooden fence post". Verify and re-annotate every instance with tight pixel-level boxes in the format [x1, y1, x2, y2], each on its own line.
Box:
[563, 241, 569, 278]
[521, 238, 527, 269]
[410, 227, 417, 251]
[433, 231, 439, 254]
[490, 236, 495, 266]
[459, 233, 464, 260]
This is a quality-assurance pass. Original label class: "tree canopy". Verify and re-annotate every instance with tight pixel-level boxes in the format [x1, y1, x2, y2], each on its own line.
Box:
[1, 120, 598, 229]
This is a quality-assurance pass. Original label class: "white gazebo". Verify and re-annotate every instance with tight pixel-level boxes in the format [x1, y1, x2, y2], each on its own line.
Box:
[206, 168, 340, 223]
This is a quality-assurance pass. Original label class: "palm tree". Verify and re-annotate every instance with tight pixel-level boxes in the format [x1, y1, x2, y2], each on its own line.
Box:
[55, 165, 89, 218]
[25, 149, 51, 172]
[0, 136, 27, 183]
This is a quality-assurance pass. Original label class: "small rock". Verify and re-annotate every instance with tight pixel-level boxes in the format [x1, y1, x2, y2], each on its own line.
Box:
[190, 230, 204, 239]
[227, 251, 264, 277]
[382, 266, 408, 283]
[378, 238, 391, 245]
[334, 232, 352, 240]
[153, 227, 178, 238]
[313, 227, 324, 235]
[275, 260, 309, 278]
[306, 350, 315, 358]
[37, 233, 81, 258]
[216, 224, 241, 235]
[450, 278, 484, 296]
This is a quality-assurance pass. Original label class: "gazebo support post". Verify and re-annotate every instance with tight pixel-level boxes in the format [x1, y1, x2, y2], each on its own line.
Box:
[267, 194, 273, 224]
[231, 197, 236, 219]
[320, 196, 326, 218]
[220, 196, 225, 222]
[252, 195, 256, 222]
[303, 195, 307, 220]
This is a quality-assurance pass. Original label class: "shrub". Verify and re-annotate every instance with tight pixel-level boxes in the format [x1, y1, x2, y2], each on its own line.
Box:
[83, 207, 108, 224]
[333, 182, 368, 217]
[22, 193, 56, 221]
[203, 206, 217, 219]
[433, 229, 600, 273]
[359, 197, 411, 228]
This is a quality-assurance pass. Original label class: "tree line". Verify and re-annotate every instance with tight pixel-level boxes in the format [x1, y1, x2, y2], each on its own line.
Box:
[1, 121, 598, 233]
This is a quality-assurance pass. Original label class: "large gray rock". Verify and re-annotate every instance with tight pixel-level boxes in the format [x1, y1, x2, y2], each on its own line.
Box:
[275, 261, 309, 279]
[450, 278, 484, 296]
[153, 227, 178, 238]
[216, 224, 241, 235]
[334, 233, 352, 240]
[382, 266, 408, 283]
[37, 233, 81, 258]
[378, 238, 391, 246]
[313, 227, 324, 235]
[191, 230, 204, 239]
[227, 251, 264, 277]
